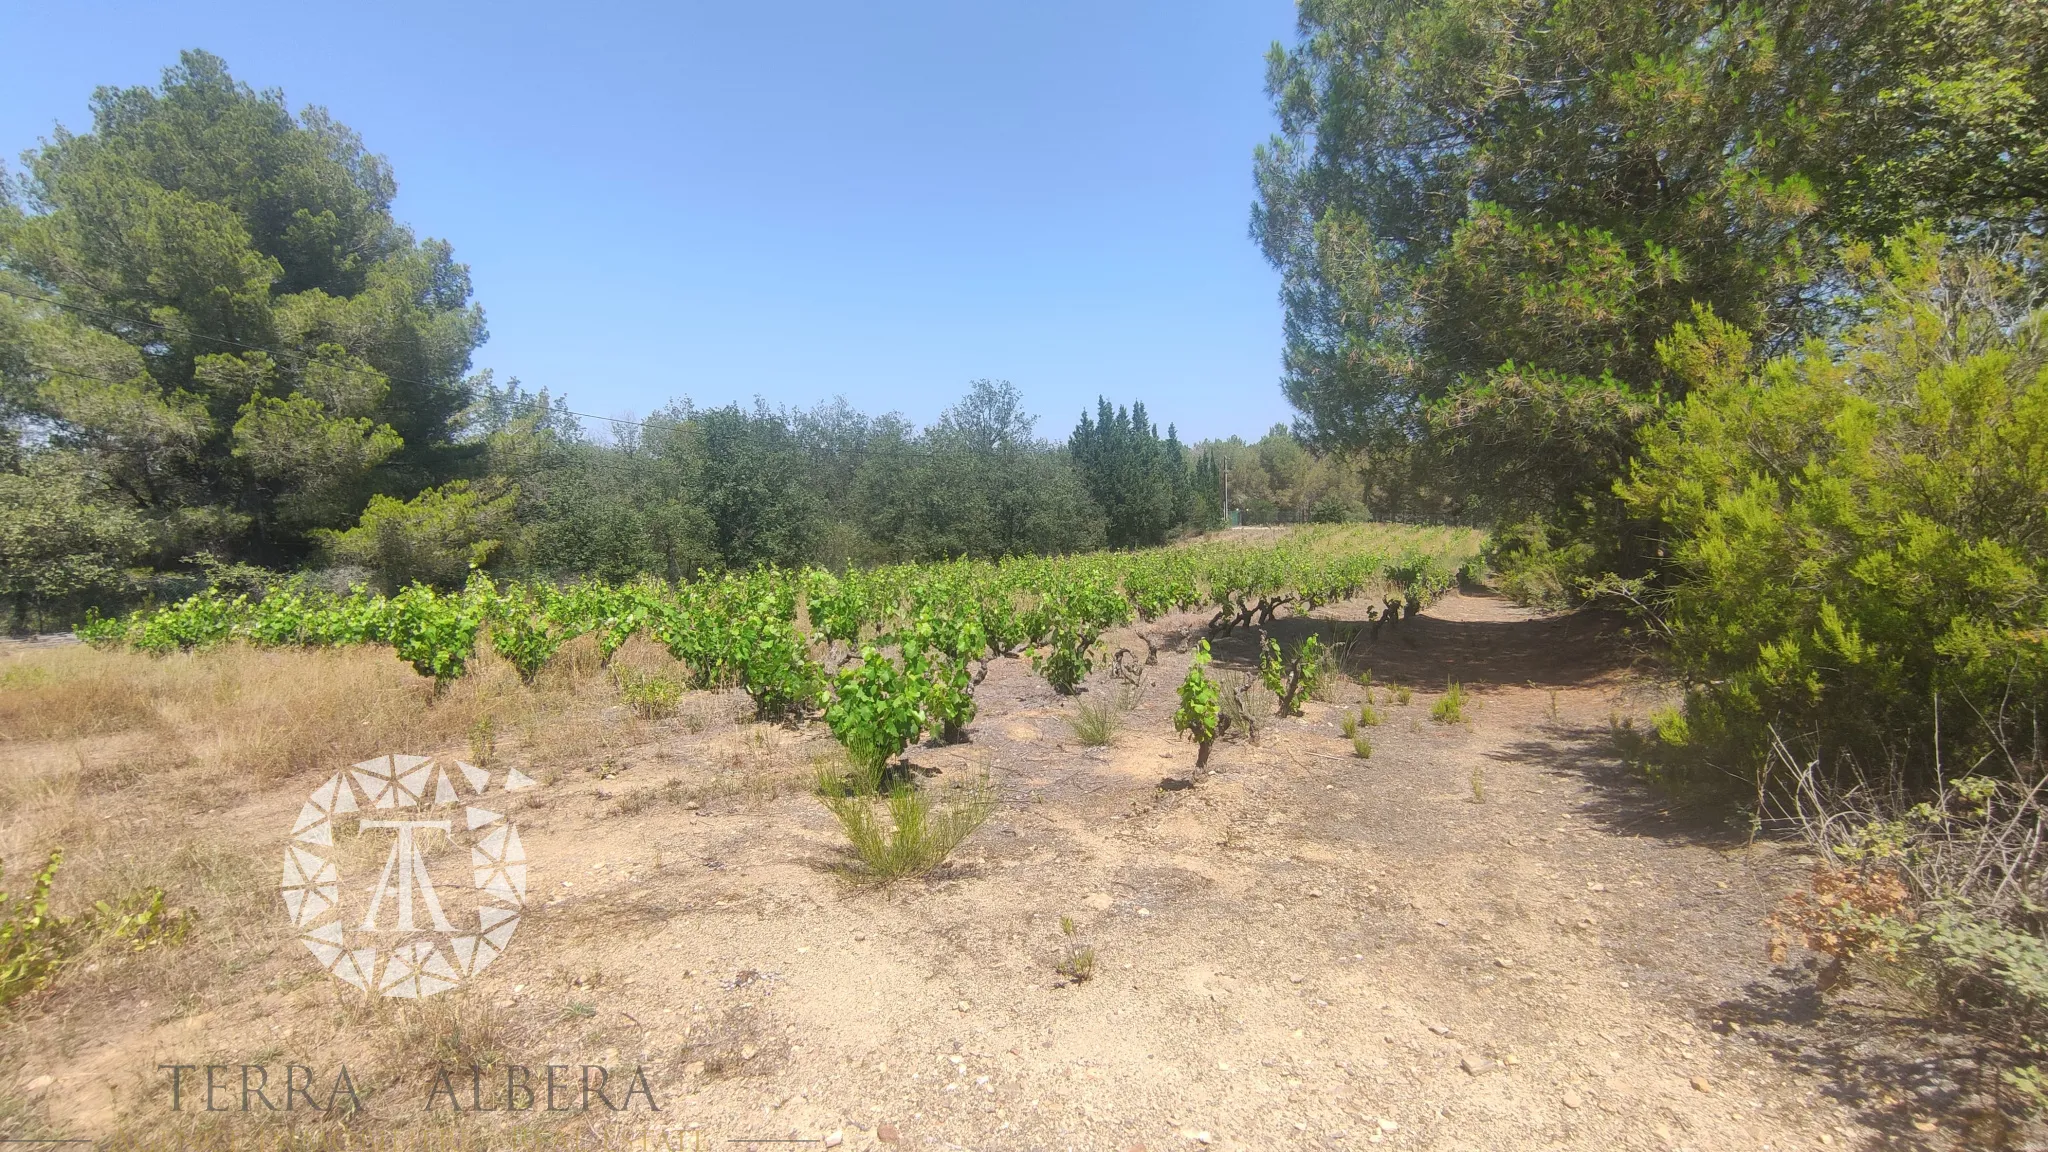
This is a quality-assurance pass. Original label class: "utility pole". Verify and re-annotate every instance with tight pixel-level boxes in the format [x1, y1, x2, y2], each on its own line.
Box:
[1220, 460, 1230, 529]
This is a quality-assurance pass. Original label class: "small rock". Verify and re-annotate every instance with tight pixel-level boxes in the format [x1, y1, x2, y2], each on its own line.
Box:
[1428, 1024, 1451, 1036]
[853, 932, 866, 941]
[1289, 974, 1304, 984]
[1690, 1076, 1712, 1094]
[1085, 893, 1115, 911]
[1138, 908, 1152, 918]
[25, 1075, 52, 1092]
[1307, 889, 1324, 898]
[823, 1133, 844, 1148]
[1911, 1118, 1937, 1133]
[877, 1121, 901, 1143]
[956, 1000, 971, 1011]
[1460, 1055, 1497, 1076]
[1494, 958, 1514, 968]
[740, 1044, 758, 1061]
[1562, 1091, 1581, 1110]
[1378, 1118, 1400, 1133]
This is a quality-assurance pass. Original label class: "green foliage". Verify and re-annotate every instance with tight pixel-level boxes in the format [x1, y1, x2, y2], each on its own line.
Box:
[1431, 681, 1470, 724]
[1257, 0, 2048, 549]
[1258, 634, 1328, 716]
[1484, 519, 1595, 608]
[483, 582, 582, 684]
[321, 480, 516, 592]
[1031, 620, 1097, 695]
[82, 887, 189, 952]
[817, 776, 996, 882]
[0, 448, 151, 632]
[1173, 640, 1221, 764]
[0, 851, 66, 1008]
[1068, 397, 1189, 548]
[615, 668, 683, 719]
[0, 51, 485, 567]
[824, 646, 928, 774]
[1621, 236, 2048, 795]
[387, 581, 485, 689]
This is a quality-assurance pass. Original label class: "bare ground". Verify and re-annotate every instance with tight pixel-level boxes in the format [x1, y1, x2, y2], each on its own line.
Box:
[0, 593, 2029, 1150]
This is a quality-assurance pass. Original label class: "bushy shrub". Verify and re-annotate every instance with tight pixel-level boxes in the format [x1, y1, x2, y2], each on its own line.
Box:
[1483, 518, 1594, 607]
[319, 480, 517, 592]
[1623, 233, 2048, 799]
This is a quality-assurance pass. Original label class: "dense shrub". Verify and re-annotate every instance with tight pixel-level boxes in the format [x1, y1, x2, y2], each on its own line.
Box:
[1622, 234, 2048, 798]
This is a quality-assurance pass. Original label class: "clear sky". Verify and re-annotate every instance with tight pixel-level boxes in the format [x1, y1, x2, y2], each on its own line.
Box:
[0, 0, 1301, 444]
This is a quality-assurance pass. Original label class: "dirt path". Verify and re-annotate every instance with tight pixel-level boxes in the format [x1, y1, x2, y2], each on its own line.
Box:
[8, 594, 1995, 1149]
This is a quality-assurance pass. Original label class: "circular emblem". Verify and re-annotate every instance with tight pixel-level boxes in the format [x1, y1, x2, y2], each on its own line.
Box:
[280, 754, 538, 998]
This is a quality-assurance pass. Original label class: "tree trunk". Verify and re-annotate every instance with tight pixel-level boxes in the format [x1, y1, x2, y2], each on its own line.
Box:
[1197, 740, 1212, 769]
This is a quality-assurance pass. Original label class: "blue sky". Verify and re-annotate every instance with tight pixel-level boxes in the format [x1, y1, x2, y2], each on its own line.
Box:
[0, 1, 1301, 443]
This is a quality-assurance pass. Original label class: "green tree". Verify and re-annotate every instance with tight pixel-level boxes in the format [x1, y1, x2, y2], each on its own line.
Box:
[1254, 0, 2048, 558]
[0, 51, 485, 568]
[0, 445, 151, 631]
[1622, 234, 2048, 794]
[858, 380, 1106, 560]
[319, 479, 515, 591]
[694, 401, 823, 569]
[1069, 398, 1178, 547]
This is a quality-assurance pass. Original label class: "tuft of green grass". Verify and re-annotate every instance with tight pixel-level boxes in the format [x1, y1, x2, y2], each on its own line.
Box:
[819, 775, 995, 882]
[1055, 915, 1096, 984]
[1431, 681, 1470, 724]
[1394, 683, 1412, 706]
[615, 667, 684, 719]
[1070, 698, 1121, 746]
[1351, 734, 1373, 759]
[1470, 766, 1485, 803]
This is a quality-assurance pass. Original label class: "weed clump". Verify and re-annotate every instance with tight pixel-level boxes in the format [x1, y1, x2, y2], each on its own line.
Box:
[1431, 681, 1470, 724]
[1055, 914, 1096, 985]
[615, 668, 684, 719]
[1071, 699, 1120, 747]
[817, 774, 995, 882]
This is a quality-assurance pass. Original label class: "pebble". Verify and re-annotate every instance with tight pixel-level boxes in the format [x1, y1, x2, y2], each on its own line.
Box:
[1562, 1091, 1582, 1110]
[853, 932, 866, 941]
[1494, 958, 1513, 968]
[1690, 1076, 1712, 1094]
[1178, 1129, 1213, 1145]
[1378, 1118, 1400, 1132]
[1289, 974, 1304, 984]
[877, 1121, 901, 1143]
[1428, 1025, 1451, 1036]
[956, 1000, 971, 1011]
[1460, 1055, 1497, 1076]
[25, 1076, 52, 1092]
[1085, 893, 1115, 911]
[740, 1044, 757, 1060]
[823, 1133, 843, 1148]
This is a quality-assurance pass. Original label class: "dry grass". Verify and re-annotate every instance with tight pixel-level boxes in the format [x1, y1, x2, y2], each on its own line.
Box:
[0, 636, 807, 1062]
